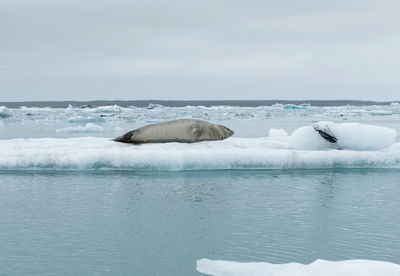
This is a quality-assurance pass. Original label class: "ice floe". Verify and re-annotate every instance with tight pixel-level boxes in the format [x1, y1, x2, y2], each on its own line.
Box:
[0, 133, 399, 170]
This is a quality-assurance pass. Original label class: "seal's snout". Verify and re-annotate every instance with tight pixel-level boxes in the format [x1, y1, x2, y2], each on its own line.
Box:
[221, 126, 234, 138]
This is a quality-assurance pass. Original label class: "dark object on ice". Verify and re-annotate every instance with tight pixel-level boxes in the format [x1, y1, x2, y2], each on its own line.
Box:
[313, 124, 337, 143]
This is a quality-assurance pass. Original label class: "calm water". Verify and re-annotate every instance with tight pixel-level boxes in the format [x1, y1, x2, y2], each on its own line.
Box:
[1, 169, 399, 275]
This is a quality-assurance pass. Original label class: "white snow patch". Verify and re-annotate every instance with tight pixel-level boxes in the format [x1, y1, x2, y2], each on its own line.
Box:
[196, 258, 400, 276]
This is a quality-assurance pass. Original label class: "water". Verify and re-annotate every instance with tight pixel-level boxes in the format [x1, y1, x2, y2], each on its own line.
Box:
[1, 102, 400, 275]
[0, 170, 399, 275]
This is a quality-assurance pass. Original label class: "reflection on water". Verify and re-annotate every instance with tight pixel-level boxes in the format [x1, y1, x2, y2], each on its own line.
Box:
[0, 169, 399, 275]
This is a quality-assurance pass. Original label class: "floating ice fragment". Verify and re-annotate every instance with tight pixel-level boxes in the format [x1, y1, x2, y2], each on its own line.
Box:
[94, 105, 122, 113]
[196, 258, 400, 276]
[289, 121, 396, 150]
[147, 103, 165, 109]
[0, 106, 12, 118]
[283, 103, 311, 110]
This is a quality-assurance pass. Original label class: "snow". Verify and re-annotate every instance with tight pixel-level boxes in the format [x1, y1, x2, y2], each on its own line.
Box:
[196, 259, 400, 276]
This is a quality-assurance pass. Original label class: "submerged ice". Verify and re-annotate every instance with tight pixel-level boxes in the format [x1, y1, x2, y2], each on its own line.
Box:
[196, 259, 400, 276]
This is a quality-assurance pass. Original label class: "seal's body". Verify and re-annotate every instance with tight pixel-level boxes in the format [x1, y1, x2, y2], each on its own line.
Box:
[114, 119, 234, 144]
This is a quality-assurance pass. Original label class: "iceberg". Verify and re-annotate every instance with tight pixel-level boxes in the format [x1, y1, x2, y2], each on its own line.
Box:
[196, 258, 400, 276]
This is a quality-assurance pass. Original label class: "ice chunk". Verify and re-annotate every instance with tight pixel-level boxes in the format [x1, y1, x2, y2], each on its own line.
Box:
[283, 103, 310, 110]
[93, 105, 121, 113]
[147, 103, 165, 109]
[196, 258, 400, 276]
[290, 122, 396, 150]
[55, 123, 104, 133]
[0, 106, 12, 118]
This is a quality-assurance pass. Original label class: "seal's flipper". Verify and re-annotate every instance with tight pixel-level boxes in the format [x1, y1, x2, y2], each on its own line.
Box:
[313, 124, 337, 143]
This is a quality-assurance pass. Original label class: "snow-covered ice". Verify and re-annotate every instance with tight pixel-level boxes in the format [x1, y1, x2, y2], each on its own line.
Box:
[0, 132, 399, 170]
[289, 122, 396, 150]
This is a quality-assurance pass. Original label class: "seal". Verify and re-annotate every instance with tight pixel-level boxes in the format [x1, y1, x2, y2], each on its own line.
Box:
[113, 119, 234, 144]
[313, 122, 337, 143]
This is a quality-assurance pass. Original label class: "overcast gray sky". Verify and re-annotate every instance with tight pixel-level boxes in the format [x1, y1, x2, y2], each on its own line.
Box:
[1, 0, 400, 101]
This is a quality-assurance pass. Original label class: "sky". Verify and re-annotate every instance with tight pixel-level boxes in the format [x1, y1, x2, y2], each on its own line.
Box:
[1, 0, 400, 101]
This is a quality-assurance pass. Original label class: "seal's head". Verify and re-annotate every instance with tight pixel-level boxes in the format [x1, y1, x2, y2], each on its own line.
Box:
[218, 125, 234, 139]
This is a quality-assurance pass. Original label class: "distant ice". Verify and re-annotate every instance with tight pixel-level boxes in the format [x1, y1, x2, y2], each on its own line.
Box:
[369, 110, 393, 116]
[147, 103, 165, 109]
[0, 106, 12, 118]
[67, 116, 105, 123]
[55, 123, 104, 133]
[196, 258, 400, 276]
[283, 103, 311, 110]
[93, 105, 122, 113]
[3, 103, 400, 125]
